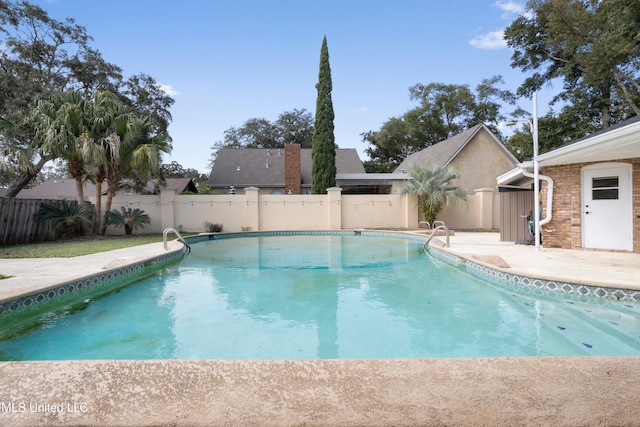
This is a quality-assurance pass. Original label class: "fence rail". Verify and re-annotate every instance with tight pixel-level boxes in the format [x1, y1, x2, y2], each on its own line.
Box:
[0, 198, 58, 246]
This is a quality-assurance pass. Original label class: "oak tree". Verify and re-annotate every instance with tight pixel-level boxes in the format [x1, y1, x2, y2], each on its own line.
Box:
[504, 0, 640, 129]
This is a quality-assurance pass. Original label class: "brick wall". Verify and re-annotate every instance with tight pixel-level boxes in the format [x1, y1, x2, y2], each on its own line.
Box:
[541, 158, 640, 252]
[284, 144, 301, 195]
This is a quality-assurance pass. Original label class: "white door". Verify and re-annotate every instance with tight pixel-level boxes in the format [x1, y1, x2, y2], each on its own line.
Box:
[582, 163, 633, 250]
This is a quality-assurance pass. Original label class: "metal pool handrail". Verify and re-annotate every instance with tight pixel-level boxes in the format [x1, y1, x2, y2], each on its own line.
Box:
[423, 225, 450, 250]
[163, 227, 191, 253]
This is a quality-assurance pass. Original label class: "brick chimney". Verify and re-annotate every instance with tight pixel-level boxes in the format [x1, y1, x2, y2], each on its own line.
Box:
[284, 143, 301, 194]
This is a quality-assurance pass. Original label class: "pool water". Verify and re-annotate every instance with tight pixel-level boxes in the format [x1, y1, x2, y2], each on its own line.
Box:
[1, 234, 639, 360]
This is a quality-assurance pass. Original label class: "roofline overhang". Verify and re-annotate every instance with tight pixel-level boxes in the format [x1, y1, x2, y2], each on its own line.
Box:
[497, 167, 528, 186]
[535, 119, 640, 166]
[498, 118, 640, 187]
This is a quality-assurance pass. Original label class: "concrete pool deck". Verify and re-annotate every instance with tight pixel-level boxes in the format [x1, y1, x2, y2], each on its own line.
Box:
[0, 239, 186, 304]
[1, 231, 639, 426]
[436, 231, 640, 291]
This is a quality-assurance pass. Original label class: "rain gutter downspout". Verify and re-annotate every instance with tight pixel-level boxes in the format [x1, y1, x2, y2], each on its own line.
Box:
[521, 167, 554, 226]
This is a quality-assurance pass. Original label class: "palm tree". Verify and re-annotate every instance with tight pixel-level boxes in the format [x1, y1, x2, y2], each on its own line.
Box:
[101, 114, 170, 234]
[37, 199, 91, 238]
[29, 91, 89, 204]
[104, 206, 150, 235]
[397, 163, 467, 224]
[2, 92, 91, 201]
[81, 92, 125, 233]
[77, 91, 169, 235]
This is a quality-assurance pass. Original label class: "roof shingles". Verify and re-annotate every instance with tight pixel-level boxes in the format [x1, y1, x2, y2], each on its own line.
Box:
[208, 148, 365, 188]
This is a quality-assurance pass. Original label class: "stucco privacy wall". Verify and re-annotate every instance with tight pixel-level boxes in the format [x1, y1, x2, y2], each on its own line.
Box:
[341, 194, 417, 229]
[109, 194, 162, 231]
[257, 194, 329, 230]
[434, 190, 500, 230]
[90, 189, 496, 234]
[540, 158, 640, 252]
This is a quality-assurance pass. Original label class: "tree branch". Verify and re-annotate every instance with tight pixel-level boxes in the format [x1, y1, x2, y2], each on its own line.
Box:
[548, 53, 569, 63]
[613, 68, 640, 116]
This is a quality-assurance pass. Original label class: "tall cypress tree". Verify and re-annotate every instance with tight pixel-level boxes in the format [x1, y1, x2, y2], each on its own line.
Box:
[311, 36, 336, 194]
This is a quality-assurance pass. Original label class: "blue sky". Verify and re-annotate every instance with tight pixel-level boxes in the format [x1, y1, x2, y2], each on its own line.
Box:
[38, 0, 545, 173]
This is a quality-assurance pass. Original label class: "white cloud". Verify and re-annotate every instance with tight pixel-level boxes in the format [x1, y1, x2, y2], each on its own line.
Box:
[350, 107, 368, 113]
[495, 0, 525, 18]
[469, 0, 526, 50]
[469, 30, 507, 50]
[159, 84, 179, 97]
[469, 1, 529, 50]
[495, 1, 534, 19]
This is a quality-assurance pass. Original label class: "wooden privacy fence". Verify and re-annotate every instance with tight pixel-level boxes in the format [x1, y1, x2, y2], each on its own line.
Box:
[0, 198, 58, 246]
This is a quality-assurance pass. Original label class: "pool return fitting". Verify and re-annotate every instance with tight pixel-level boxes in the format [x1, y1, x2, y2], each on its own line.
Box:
[163, 227, 191, 253]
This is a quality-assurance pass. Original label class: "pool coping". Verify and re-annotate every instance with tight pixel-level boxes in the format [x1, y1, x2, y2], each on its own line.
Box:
[1, 230, 640, 426]
[427, 241, 640, 303]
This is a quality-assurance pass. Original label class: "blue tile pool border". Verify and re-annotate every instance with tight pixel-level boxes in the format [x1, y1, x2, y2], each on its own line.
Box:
[0, 248, 187, 321]
[428, 245, 640, 303]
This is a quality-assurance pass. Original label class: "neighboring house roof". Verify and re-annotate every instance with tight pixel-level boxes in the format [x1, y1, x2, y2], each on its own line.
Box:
[2, 179, 98, 200]
[394, 124, 518, 173]
[336, 173, 410, 186]
[498, 115, 640, 186]
[0, 178, 197, 199]
[207, 148, 365, 188]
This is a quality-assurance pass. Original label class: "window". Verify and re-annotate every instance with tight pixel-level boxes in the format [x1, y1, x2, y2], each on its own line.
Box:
[592, 176, 619, 200]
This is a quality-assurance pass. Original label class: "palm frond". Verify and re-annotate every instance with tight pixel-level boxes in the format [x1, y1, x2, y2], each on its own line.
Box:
[104, 206, 151, 235]
[0, 116, 15, 131]
[37, 200, 90, 234]
[396, 162, 467, 223]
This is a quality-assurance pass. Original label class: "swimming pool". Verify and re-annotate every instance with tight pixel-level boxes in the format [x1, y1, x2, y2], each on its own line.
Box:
[1, 232, 639, 360]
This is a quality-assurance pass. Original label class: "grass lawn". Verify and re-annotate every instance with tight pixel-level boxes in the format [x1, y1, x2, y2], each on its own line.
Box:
[0, 234, 167, 259]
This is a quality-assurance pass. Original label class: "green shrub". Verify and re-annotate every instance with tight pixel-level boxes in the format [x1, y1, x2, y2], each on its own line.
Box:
[104, 207, 151, 236]
[37, 199, 91, 237]
[204, 221, 223, 232]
